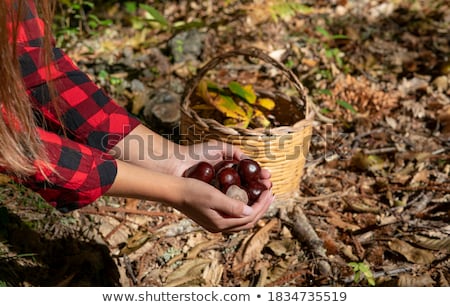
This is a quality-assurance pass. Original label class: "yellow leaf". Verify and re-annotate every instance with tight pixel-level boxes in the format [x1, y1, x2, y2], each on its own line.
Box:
[196, 80, 213, 104]
[224, 118, 249, 129]
[251, 108, 271, 128]
[256, 98, 276, 110]
[197, 80, 249, 122]
[211, 94, 248, 120]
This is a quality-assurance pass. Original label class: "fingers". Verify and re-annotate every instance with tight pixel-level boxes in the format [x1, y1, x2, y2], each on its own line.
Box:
[221, 190, 274, 232]
[213, 187, 274, 232]
[260, 168, 271, 179]
[221, 141, 244, 161]
[213, 194, 254, 218]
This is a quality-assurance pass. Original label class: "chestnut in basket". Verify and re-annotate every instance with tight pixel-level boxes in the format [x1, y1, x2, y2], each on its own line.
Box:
[182, 161, 215, 184]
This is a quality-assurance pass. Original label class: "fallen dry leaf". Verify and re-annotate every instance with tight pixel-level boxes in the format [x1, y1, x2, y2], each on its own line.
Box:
[165, 258, 211, 286]
[398, 272, 436, 287]
[233, 219, 278, 266]
[388, 238, 435, 265]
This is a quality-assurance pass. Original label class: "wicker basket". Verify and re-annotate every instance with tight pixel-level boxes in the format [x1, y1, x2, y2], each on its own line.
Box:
[180, 48, 313, 201]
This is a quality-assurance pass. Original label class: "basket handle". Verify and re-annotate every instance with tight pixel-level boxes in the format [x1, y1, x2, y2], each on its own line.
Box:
[182, 47, 309, 115]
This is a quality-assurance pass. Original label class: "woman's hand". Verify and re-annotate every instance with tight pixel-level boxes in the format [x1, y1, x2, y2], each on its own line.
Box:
[108, 159, 274, 233]
[170, 140, 274, 232]
[172, 139, 243, 177]
[175, 171, 274, 233]
[109, 124, 274, 233]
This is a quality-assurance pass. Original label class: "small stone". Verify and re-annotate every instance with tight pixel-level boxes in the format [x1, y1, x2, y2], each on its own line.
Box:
[143, 89, 181, 137]
[225, 185, 249, 204]
[432, 75, 448, 92]
[168, 30, 205, 63]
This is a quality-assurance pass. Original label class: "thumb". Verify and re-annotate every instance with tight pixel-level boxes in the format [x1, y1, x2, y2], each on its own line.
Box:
[219, 197, 254, 218]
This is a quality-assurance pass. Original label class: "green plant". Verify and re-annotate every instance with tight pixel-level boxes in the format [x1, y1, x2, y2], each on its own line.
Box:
[125, 1, 206, 33]
[124, 2, 169, 30]
[348, 262, 376, 286]
[54, 0, 113, 45]
[97, 69, 122, 86]
[337, 99, 357, 114]
[315, 26, 348, 68]
[270, 2, 312, 22]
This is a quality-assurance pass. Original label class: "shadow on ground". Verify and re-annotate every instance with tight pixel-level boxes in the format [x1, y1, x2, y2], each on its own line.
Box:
[0, 206, 120, 286]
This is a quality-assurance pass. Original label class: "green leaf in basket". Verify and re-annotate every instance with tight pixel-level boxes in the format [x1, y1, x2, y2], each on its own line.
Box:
[196, 80, 253, 127]
[256, 97, 276, 110]
[206, 80, 223, 93]
[228, 81, 257, 104]
[337, 99, 357, 114]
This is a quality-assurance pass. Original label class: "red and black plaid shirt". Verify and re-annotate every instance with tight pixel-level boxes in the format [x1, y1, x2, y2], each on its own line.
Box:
[6, 0, 140, 212]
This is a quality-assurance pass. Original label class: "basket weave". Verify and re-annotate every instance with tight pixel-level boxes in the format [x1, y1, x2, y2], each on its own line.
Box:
[180, 48, 313, 200]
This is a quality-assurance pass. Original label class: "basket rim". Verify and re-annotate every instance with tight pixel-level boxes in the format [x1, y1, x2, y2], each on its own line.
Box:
[181, 106, 314, 137]
[181, 47, 313, 137]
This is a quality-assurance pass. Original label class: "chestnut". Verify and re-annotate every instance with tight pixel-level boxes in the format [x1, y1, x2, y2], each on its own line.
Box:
[183, 161, 215, 184]
[237, 158, 261, 184]
[245, 181, 267, 205]
[216, 167, 241, 193]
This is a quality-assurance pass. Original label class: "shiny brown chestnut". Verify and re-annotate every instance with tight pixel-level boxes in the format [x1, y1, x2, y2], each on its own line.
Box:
[245, 181, 268, 205]
[182, 161, 215, 184]
[237, 158, 261, 184]
[216, 167, 241, 193]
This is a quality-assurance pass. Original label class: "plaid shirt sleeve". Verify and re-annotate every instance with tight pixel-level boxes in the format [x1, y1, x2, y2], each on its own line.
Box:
[25, 128, 119, 213]
[10, 0, 141, 211]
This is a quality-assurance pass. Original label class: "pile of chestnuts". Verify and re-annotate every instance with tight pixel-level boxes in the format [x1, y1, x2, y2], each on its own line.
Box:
[182, 158, 267, 205]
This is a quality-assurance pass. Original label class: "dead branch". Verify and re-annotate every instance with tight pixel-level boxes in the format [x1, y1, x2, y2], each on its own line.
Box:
[79, 206, 179, 219]
[279, 205, 332, 276]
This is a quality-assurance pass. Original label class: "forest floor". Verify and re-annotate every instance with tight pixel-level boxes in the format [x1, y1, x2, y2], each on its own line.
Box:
[0, 0, 449, 287]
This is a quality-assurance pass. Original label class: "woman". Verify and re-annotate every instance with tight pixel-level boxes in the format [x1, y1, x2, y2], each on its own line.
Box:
[0, 0, 273, 233]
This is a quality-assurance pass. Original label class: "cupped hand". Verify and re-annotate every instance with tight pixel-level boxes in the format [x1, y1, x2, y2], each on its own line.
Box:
[172, 139, 244, 177]
[174, 169, 274, 233]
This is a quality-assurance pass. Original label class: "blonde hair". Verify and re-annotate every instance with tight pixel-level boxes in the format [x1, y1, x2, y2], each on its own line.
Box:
[0, 0, 55, 178]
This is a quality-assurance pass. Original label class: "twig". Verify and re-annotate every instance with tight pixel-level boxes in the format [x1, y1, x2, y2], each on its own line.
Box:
[296, 190, 349, 202]
[79, 206, 179, 219]
[123, 254, 138, 285]
[104, 219, 128, 242]
[279, 206, 332, 276]
[310, 100, 336, 123]
[343, 266, 414, 284]
[352, 128, 385, 148]
[363, 147, 397, 155]
[380, 184, 450, 193]
[266, 265, 309, 286]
